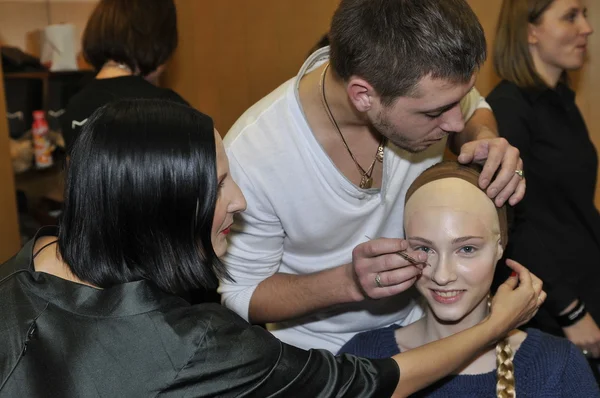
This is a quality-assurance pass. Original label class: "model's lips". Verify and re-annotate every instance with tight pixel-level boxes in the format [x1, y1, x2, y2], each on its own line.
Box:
[430, 289, 466, 304]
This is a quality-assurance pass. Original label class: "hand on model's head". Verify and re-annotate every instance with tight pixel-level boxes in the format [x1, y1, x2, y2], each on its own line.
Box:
[457, 137, 525, 207]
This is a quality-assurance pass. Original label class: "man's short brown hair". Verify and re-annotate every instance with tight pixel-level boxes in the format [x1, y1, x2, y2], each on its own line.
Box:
[329, 0, 486, 105]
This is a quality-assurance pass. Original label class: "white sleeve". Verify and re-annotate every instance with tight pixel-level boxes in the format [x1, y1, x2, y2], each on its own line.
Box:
[218, 150, 285, 322]
[459, 87, 491, 121]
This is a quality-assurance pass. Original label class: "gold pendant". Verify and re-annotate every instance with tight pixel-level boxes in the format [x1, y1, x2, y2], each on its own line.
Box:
[376, 144, 385, 163]
[360, 175, 373, 189]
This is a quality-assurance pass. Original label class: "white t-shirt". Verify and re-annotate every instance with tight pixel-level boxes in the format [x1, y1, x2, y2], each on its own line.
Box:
[220, 47, 490, 353]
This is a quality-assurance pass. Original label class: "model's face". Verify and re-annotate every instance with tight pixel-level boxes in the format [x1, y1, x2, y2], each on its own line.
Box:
[529, 0, 593, 73]
[404, 178, 503, 324]
[369, 74, 475, 153]
[212, 131, 246, 257]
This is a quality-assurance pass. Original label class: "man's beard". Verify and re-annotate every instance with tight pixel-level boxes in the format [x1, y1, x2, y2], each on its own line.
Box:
[371, 110, 424, 154]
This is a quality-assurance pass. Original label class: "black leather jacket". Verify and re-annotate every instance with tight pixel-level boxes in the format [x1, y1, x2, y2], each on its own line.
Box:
[0, 229, 399, 397]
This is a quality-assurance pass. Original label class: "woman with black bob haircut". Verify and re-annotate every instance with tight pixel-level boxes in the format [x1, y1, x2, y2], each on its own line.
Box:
[61, 0, 187, 154]
[1, 99, 543, 397]
[60, 99, 222, 295]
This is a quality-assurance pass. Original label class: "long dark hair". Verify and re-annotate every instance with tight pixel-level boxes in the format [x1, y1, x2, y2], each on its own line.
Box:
[59, 99, 228, 295]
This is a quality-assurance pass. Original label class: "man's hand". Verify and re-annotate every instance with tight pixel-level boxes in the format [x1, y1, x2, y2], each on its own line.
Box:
[563, 313, 600, 358]
[351, 238, 425, 300]
[457, 137, 525, 207]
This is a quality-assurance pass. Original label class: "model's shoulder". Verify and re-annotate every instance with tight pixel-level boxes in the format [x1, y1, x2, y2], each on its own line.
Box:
[516, 328, 577, 368]
[339, 324, 402, 358]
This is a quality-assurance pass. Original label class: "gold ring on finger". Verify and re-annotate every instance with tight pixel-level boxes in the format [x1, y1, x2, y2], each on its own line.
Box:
[375, 273, 383, 288]
[515, 169, 524, 179]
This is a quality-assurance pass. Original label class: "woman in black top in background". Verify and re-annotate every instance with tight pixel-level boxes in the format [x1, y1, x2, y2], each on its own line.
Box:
[61, 0, 187, 153]
[0, 99, 544, 397]
[487, 0, 600, 366]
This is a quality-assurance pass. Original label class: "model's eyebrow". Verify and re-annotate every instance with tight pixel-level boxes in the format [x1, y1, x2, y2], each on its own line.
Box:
[407, 236, 434, 245]
[451, 236, 484, 244]
[420, 100, 461, 115]
[408, 236, 484, 245]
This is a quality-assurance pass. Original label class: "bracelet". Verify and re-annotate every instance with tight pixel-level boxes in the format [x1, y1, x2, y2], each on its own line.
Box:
[556, 299, 588, 327]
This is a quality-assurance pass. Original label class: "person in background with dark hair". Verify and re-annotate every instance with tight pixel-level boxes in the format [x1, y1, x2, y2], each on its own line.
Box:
[0, 99, 543, 397]
[60, 0, 187, 154]
[220, 0, 527, 353]
[339, 162, 598, 397]
[487, 0, 600, 372]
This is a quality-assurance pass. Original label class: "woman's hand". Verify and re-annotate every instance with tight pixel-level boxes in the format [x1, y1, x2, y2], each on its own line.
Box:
[488, 259, 545, 335]
[563, 313, 600, 358]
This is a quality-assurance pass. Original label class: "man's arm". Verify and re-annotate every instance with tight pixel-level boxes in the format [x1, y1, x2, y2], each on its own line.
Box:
[220, 150, 424, 324]
[247, 239, 424, 324]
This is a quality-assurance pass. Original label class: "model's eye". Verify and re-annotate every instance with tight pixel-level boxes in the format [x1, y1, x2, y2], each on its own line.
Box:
[414, 246, 433, 254]
[459, 245, 477, 255]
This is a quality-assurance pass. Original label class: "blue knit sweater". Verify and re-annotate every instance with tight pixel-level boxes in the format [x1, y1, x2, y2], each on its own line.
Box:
[339, 327, 599, 397]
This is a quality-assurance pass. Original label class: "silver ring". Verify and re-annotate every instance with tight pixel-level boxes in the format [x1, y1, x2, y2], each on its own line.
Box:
[375, 273, 383, 288]
[583, 349, 590, 357]
[515, 169, 524, 179]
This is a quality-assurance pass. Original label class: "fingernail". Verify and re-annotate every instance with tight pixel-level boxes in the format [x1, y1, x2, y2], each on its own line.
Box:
[418, 252, 428, 261]
[489, 188, 498, 196]
[496, 197, 505, 205]
[510, 271, 517, 277]
[481, 179, 489, 188]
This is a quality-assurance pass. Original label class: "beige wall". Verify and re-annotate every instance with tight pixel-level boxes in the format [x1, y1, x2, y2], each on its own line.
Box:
[0, 0, 97, 57]
[163, 0, 339, 134]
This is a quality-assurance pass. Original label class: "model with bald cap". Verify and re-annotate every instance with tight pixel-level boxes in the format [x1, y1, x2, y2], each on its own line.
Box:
[340, 162, 599, 397]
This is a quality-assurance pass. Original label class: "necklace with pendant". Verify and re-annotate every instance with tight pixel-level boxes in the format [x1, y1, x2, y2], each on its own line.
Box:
[318, 62, 385, 189]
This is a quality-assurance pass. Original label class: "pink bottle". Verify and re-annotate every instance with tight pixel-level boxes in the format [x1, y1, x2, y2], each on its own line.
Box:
[32, 110, 53, 169]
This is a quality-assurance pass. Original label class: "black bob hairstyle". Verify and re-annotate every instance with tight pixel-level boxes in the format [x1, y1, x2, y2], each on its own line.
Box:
[82, 0, 178, 76]
[58, 98, 229, 295]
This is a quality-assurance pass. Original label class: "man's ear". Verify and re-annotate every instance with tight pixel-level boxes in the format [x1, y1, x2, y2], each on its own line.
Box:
[346, 76, 377, 112]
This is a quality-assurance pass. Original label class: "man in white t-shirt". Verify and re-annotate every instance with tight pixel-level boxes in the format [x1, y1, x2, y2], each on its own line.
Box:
[220, 0, 525, 353]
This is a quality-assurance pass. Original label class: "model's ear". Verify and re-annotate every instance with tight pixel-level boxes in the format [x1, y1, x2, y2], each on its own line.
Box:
[346, 76, 377, 112]
[495, 236, 504, 263]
